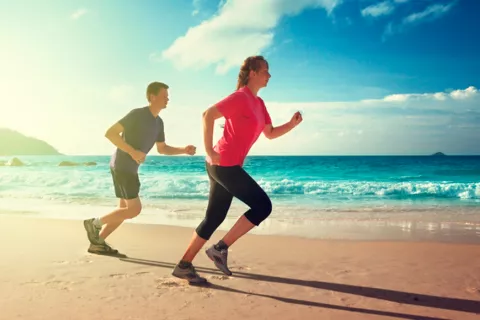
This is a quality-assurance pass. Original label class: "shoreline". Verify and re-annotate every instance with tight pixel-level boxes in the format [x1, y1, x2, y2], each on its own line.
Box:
[0, 215, 479, 319]
[2, 203, 480, 244]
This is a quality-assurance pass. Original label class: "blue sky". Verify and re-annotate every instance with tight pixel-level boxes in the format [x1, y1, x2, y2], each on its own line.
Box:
[0, 0, 478, 155]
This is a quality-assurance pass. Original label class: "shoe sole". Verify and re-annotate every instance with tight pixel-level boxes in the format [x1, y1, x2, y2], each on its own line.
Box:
[206, 248, 233, 276]
[171, 271, 208, 284]
[87, 248, 127, 258]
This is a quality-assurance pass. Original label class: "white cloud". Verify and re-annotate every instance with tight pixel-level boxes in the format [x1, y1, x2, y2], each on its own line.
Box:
[361, 1, 395, 18]
[382, 92, 444, 102]
[71, 8, 88, 20]
[370, 86, 477, 103]
[263, 87, 478, 119]
[192, 0, 226, 16]
[382, 2, 455, 40]
[403, 3, 455, 25]
[192, 0, 200, 16]
[433, 92, 448, 101]
[361, 0, 411, 19]
[249, 86, 480, 155]
[161, 0, 342, 74]
[450, 86, 478, 100]
[383, 93, 410, 102]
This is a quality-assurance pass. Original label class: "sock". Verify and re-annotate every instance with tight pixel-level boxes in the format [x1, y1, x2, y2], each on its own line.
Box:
[178, 260, 192, 269]
[93, 218, 103, 228]
[214, 240, 228, 251]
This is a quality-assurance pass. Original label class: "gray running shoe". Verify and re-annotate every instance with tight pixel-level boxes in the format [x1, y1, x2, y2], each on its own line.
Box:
[206, 245, 232, 276]
[88, 242, 126, 258]
[172, 264, 208, 284]
[83, 218, 103, 245]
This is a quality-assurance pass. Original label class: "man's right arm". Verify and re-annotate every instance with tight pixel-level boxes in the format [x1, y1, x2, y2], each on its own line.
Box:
[105, 122, 135, 155]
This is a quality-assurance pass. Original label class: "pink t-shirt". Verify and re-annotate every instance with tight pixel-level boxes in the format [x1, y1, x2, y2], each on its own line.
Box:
[206, 86, 272, 167]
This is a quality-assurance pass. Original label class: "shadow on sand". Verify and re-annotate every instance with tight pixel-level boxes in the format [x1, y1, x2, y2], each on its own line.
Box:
[119, 257, 480, 319]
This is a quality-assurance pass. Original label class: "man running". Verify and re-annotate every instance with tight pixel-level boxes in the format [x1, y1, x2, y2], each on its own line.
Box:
[84, 81, 196, 256]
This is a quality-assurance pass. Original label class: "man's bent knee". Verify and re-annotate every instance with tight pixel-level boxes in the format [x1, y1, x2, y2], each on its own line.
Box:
[125, 198, 142, 218]
[129, 206, 142, 218]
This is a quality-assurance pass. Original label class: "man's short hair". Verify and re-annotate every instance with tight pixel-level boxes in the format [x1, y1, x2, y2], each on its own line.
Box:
[146, 82, 169, 101]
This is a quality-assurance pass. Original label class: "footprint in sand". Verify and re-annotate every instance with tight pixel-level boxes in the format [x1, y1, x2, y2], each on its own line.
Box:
[42, 280, 77, 291]
[100, 296, 117, 302]
[209, 275, 230, 280]
[21, 280, 41, 286]
[156, 278, 183, 288]
[231, 266, 251, 271]
[466, 286, 480, 294]
[22, 279, 75, 289]
[336, 269, 351, 275]
[108, 271, 152, 279]
[155, 278, 212, 291]
[53, 259, 93, 265]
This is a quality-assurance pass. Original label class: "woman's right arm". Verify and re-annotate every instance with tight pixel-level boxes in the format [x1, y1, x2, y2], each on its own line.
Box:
[203, 92, 242, 163]
[202, 106, 223, 158]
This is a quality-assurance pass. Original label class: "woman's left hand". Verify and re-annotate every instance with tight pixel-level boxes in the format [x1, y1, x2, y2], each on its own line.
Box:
[290, 111, 303, 127]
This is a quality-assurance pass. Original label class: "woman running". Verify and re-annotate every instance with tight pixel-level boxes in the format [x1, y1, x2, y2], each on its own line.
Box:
[172, 55, 303, 283]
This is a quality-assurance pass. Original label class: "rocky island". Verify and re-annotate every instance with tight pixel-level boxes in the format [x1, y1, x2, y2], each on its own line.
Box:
[0, 128, 61, 156]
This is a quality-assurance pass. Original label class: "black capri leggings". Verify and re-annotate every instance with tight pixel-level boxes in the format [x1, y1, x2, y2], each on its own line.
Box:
[196, 162, 272, 240]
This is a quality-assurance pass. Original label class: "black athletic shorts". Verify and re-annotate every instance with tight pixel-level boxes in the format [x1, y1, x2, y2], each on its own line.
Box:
[110, 168, 140, 200]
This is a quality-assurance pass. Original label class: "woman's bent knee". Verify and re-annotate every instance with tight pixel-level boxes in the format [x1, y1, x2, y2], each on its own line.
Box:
[262, 197, 273, 219]
[195, 219, 219, 240]
[246, 196, 272, 225]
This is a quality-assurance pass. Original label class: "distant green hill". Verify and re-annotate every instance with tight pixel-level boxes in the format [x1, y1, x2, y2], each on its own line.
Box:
[0, 128, 61, 155]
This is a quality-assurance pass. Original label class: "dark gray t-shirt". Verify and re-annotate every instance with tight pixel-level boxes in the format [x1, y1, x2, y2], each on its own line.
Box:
[109, 106, 165, 173]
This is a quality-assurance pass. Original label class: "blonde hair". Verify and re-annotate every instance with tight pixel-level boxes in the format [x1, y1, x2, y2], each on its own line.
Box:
[236, 56, 268, 90]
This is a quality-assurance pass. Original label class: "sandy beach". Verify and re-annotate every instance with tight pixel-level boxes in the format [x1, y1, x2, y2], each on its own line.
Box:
[0, 215, 478, 320]
[1, 0, 479, 318]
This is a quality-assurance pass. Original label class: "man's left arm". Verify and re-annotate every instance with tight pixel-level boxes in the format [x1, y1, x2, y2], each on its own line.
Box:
[155, 121, 196, 155]
[156, 142, 196, 155]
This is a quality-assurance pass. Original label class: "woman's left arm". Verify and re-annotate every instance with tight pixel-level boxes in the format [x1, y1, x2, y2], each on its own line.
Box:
[263, 111, 303, 140]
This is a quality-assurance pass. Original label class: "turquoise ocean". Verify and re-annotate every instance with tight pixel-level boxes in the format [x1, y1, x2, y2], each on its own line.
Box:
[1, 155, 479, 241]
